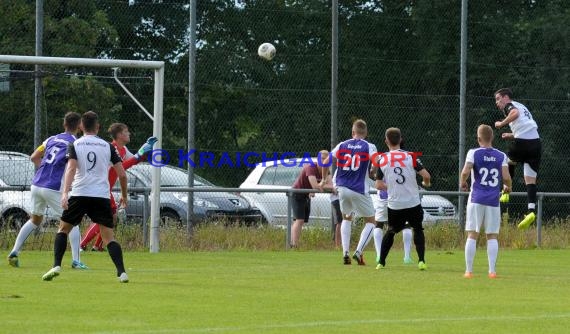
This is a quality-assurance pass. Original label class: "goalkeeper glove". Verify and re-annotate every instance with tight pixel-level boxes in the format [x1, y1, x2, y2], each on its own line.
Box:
[134, 136, 158, 160]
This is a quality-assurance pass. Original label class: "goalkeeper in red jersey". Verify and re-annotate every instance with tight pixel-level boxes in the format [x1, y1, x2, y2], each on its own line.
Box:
[80, 123, 157, 251]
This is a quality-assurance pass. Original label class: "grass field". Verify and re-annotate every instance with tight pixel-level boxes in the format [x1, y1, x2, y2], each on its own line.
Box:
[2, 249, 570, 333]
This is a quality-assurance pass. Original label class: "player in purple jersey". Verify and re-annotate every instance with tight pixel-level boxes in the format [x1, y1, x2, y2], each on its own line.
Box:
[460, 125, 511, 279]
[7, 112, 87, 269]
[321, 119, 378, 265]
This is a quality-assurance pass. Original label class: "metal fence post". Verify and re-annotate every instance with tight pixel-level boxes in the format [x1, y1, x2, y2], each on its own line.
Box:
[286, 190, 292, 250]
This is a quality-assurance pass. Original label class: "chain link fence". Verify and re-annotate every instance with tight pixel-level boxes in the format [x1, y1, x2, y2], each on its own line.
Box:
[0, 1, 569, 246]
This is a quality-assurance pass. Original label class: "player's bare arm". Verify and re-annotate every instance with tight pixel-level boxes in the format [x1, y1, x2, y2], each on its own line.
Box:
[418, 168, 431, 188]
[495, 108, 519, 129]
[30, 144, 46, 168]
[113, 162, 128, 208]
[60, 159, 77, 210]
[501, 165, 512, 193]
[459, 162, 473, 192]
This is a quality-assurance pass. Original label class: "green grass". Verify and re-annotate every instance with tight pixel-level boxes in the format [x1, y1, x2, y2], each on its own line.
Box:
[2, 249, 570, 334]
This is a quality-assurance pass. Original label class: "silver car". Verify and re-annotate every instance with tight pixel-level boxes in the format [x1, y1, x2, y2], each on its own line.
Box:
[114, 163, 264, 226]
[239, 159, 457, 227]
[0, 151, 57, 229]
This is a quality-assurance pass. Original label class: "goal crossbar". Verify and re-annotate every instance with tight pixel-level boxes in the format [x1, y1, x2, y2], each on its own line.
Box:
[0, 55, 164, 253]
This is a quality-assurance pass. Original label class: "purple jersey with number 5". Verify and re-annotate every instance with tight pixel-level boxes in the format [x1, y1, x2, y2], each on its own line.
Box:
[331, 138, 377, 195]
[466, 147, 508, 207]
[32, 133, 76, 191]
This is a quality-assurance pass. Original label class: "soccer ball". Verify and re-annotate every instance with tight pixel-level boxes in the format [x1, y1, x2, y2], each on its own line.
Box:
[257, 43, 276, 61]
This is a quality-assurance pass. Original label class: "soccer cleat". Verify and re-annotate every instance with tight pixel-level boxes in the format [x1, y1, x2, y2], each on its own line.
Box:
[118, 272, 129, 283]
[488, 272, 497, 279]
[343, 254, 351, 265]
[71, 260, 89, 270]
[91, 246, 105, 252]
[8, 253, 19, 267]
[403, 257, 414, 264]
[352, 252, 365, 266]
[418, 261, 427, 271]
[499, 192, 510, 203]
[42, 266, 61, 281]
[463, 272, 473, 279]
[517, 212, 536, 230]
[375, 263, 385, 270]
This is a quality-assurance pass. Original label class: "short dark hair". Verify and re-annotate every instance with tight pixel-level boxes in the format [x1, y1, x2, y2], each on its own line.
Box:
[385, 127, 401, 146]
[81, 111, 99, 132]
[494, 88, 513, 99]
[108, 123, 128, 140]
[64, 112, 81, 132]
[352, 119, 368, 136]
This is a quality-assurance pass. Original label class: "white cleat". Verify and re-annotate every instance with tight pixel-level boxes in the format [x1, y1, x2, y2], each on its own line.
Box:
[42, 266, 61, 281]
[119, 272, 129, 283]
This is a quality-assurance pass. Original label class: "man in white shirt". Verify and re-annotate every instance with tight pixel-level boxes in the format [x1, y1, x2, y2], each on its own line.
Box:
[494, 88, 541, 229]
[42, 111, 130, 283]
[375, 127, 431, 270]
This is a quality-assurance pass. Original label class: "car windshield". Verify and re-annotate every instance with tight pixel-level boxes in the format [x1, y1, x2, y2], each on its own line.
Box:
[0, 160, 35, 186]
[137, 164, 215, 187]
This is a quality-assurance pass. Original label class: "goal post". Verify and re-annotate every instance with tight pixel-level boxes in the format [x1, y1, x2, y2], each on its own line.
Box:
[0, 55, 164, 253]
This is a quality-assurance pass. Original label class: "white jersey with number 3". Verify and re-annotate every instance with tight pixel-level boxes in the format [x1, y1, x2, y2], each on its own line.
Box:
[66, 135, 122, 199]
[504, 101, 539, 139]
[377, 150, 424, 210]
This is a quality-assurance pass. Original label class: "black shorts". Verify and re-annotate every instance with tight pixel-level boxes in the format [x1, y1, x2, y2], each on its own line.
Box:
[331, 199, 342, 225]
[508, 138, 541, 173]
[387, 205, 424, 233]
[61, 196, 114, 228]
[291, 193, 311, 223]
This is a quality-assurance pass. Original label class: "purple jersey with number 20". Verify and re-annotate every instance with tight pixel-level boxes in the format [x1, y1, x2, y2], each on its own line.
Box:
[332, 138, 377, 195]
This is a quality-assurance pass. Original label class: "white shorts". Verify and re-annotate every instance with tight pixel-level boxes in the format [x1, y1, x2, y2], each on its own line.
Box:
[371, 195, 388, 222]
[31, 185, 63, 217]
[465, 202, 501, 234]
[337, 186, 375, 218]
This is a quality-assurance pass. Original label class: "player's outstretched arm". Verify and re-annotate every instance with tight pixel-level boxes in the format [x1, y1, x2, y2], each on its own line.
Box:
[134, 136, 158, 160]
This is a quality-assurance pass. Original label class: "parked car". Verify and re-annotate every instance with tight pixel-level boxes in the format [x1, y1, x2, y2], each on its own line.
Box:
[0, 151, 57, 229]
[113, 163, 264, 226]
[239, 158, 457, 227]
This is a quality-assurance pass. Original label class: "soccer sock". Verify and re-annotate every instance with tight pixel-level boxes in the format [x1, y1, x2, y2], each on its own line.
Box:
[379, 230, 395, 266]
[527, 184, 537, 212]
[402, 228, 412, 259]
[107, 241, 126, 276]
[341, 220, 352, 255]
[413, 228, 426, 262]
[465, 238, 476, 273]
[373, 227, 383, 261]
[355, 223, 374, 254]
[10, 220, 37, 255]
[69, 225, 81, 263]
[94, 234, 104, 250]
[81, 223, 100, 248]
[53, 232, 67, 267]
[487, 239, 498, 274]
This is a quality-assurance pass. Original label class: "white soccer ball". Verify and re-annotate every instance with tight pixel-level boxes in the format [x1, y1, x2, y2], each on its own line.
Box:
[257, 43, 276, 61]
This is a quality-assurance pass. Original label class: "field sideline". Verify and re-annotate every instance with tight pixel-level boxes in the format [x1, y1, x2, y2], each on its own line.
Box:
[2, 249, 570, 334]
